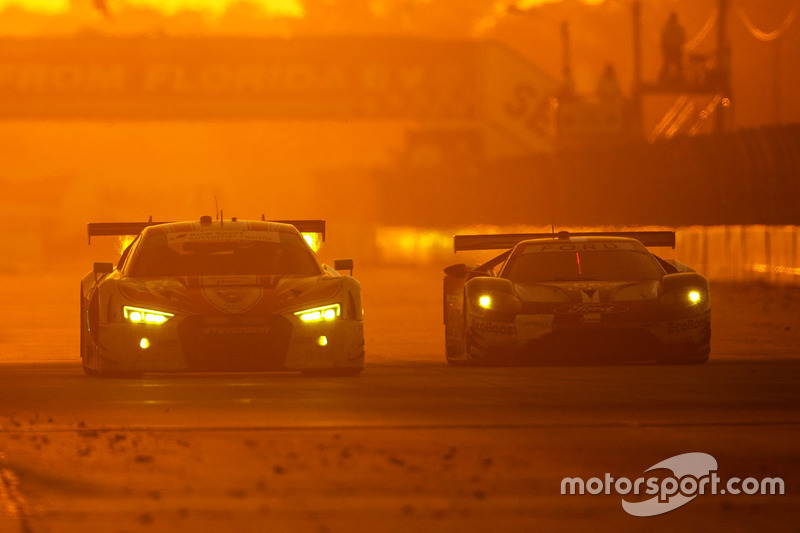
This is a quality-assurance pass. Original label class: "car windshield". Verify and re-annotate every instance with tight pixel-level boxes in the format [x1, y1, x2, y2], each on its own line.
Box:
[502, 249, 664, 283]
[127, 232, 320, 277]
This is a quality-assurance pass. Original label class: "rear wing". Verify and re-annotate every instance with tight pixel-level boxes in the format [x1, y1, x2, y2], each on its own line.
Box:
[453, 231, 676, 252]
[269, 219, 326, 242]
[87, 221, 170, 244]
[88, 218, 327, 244]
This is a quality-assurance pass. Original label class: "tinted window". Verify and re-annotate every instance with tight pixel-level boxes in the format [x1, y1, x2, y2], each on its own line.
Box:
[128, 233, 320, 277]
[502, 250, 664, 283]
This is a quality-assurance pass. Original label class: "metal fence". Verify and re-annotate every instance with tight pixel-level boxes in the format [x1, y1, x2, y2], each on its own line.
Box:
[373, 225, 800, 286]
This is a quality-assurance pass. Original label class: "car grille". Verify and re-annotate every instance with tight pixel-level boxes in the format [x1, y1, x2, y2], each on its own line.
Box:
[525, 328, 661, 360]
[177, 314, 292, 371]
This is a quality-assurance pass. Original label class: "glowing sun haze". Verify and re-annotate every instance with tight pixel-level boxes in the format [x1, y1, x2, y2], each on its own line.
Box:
[515, 0, 604, 5]
[0, 0, 69, 14]
[0, 0, 305, 17]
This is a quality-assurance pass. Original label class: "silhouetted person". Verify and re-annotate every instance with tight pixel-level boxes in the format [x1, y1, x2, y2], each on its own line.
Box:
[659, 12, 686, 86]
[596, 63, 623, 101]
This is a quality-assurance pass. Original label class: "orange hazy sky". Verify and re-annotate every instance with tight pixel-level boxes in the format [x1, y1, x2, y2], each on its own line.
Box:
[0, 1, 796, 127]
[0, 1, 796, 271]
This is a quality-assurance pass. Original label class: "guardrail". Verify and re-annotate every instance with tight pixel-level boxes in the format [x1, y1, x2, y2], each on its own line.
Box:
[373, 225, 800, 286]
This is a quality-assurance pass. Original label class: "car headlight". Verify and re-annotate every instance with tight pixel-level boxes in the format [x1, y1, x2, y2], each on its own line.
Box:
[472, 292, 521, 315]
[678, 288, 705, 306]
[123, 306, 174, 324]
[294, 303, 340, 322]
[662, 289, 706, 308]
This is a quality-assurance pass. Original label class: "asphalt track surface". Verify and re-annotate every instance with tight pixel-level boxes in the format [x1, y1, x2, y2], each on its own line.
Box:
[1, 266, 799, 532]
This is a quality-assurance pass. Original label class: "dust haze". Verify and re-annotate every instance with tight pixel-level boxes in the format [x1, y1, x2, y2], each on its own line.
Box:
[0, 1, 799, 532]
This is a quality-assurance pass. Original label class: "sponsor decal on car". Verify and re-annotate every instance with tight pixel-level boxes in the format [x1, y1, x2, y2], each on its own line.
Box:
[471, 319, 517, 336]
[168, 230, 281, 243]
[521, 242, 639, 254]
[554, 303, 630, 314]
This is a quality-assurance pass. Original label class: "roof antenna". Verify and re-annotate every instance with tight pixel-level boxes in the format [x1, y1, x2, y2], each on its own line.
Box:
[215, 196, 220, 220]
[220, 209, 223, 227]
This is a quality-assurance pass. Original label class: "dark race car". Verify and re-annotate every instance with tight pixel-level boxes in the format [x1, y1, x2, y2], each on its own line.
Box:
[443, 231, 710, 365]
[81, 216, 364, 377]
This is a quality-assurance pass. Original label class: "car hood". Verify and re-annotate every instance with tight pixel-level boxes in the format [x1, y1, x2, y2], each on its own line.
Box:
[115, 275, 342, 315]
[514, 280, 660, 304]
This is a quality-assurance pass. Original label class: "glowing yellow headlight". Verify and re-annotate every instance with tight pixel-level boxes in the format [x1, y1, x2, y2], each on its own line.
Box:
[123, 306, 174, 324]
[478, 295, 492, 309]
[294, 304, 340, 322]
[688, 291, 701, 303]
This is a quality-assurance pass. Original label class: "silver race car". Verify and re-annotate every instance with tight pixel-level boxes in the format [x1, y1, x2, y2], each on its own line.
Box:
[443, 231, 710, 365]
[81, 217, 364, 377]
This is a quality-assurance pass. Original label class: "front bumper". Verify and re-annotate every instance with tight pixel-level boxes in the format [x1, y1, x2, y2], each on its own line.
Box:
[467, 308, 711, 361]
[96, 313, 364, 373]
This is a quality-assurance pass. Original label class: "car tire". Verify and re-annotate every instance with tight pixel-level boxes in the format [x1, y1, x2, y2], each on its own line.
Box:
[446, 341, 470, 366]
[80, 290, 99, 377]
[82, 356, 98, 377]
[444, 286, 465, 365]
[446, 356, 470, 367]
[462, 306, 494, 366]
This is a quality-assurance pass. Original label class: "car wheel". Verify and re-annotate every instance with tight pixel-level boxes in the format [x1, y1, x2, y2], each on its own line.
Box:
[81, 353, 99, 377]
[446, 355, 470, 366]
[444, 285, 466, 365]
[80, 290, 99, 377]
[462, 306, 493, 366]
[464, 329, 487, 365]
[446, 339, 470, 366]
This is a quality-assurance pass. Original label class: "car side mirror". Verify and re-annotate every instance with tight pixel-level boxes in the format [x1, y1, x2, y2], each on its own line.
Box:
[93, 262, 114, 282]
[334, 259, 354, 275]
[94, 262, 114, 274]
[443, 263, 469, 278]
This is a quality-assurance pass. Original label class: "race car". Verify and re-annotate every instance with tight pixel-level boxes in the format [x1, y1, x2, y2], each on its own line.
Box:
[81, 216, 364, 377]
[443, 231, 710, 365]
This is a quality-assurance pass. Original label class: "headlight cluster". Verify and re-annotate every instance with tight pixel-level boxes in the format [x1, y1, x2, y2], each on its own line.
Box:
[294, 304, 340, 322]
[663, 289, 705, 308]
[472, 292, 521, 316]
[123, 306, 174, 324]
